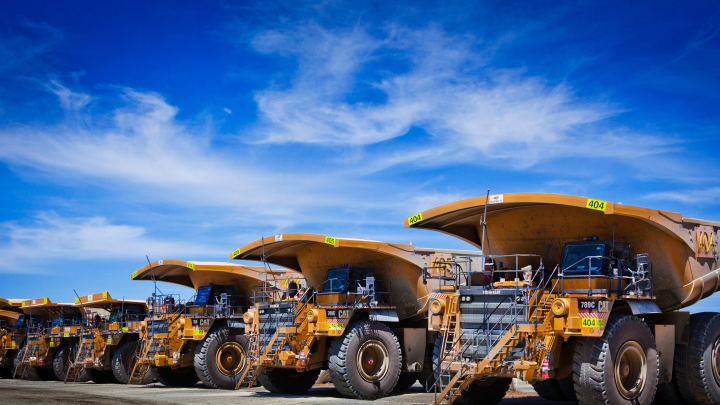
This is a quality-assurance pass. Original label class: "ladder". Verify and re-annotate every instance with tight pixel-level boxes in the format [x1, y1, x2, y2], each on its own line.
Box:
[127, 337, 155, 384]
[234, 330, 284, 389]
[434, 325, 521, 405]
[65, 340, 93, 382]
[13, 340, 40, 379]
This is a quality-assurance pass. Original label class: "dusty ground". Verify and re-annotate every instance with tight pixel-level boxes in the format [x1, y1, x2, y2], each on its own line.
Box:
[0, 379, 561, 405]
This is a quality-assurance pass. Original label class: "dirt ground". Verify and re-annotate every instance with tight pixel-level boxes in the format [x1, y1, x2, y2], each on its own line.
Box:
[0, 379, 559, 405]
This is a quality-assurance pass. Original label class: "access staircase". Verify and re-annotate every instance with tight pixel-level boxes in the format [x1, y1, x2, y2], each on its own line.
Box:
[13, 338, 41, 379]
[64, 339, 93, 382]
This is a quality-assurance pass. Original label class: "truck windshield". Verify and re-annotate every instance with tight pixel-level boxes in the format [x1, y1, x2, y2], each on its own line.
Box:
[194, 287, 212, 305]
[562, 245, 606, 275]
[325, 269, 349, 293]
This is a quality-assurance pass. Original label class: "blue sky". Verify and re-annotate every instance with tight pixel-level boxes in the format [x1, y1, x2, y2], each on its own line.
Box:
[0, 1, 719, 309]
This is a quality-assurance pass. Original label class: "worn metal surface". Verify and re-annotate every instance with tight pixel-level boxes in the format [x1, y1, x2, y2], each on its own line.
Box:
[405, 193, 720, 311]
[230, 234, 448, 321]
[132, 260, 298, 297]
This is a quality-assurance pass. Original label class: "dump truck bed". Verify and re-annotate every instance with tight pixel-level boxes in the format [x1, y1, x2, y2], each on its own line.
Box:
[405, 192, 719, 311]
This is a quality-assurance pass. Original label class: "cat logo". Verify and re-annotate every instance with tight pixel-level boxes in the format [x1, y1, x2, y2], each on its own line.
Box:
[599, 300, 611, 313]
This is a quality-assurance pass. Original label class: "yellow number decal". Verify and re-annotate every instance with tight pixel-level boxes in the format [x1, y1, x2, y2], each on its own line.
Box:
[193, 329, 205, 336]
[407, 213, 423, 225]
[586, 199, 607, 212]
[43, 298, 48, 304]
[131, 271, 138, 280]
[187, 262, 194, 269]
[11, 342, 16, 347]
[64, 333, 69, 337]
[22, 301, 26, 307]
[75, 297, 80, 304]
[231, 249, 241, 259]
[324, 236, 336, 245]
[581, 318, 605, 328]
[102, 292, 107, 299]
[122, 327, 129, 333]
[49, 342, 55, 347]
[107, 338, 112, 344]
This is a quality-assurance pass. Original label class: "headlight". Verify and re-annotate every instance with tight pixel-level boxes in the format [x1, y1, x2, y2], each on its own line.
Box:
[429, 299, 445, 315]
[307, 309, 319, 323]
[551, 299, 569, 317]
[243, 311, 255, 324]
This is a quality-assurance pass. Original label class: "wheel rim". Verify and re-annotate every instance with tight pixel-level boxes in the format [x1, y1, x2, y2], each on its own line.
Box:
[614, 341, 647, 399]
[712, 337, 720, 386]
[356, 340, 389, 382]
[215, 342, 246, 376]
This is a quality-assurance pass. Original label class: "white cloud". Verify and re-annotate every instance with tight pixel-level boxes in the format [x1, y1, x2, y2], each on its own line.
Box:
[644, 187, 720, 204]
[223, 107, 232, 114]
[250, 25, 675, 167]
[0, 87, 348, 224]
[0, 213, 223, 273]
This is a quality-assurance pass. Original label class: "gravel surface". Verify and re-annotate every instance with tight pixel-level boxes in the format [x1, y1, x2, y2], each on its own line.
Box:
[0, 379, 561, 405]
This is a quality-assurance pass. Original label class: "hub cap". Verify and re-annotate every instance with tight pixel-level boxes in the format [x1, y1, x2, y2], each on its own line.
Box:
[215, 342, 246, 376]
[712, 337, 720, 386]
[356, 340, 389, 382]
[614, 341, 647, 399]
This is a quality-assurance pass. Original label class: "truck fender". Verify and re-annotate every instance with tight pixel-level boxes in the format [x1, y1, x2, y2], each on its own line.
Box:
[367, 309, 399, 322]
[622, 299, 661, 315]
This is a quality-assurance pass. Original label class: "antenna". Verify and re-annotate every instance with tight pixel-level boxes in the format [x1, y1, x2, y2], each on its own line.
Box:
[480, 189, 492, 256]
[73, 289, 88, 326]
[146, 255, 163, 296]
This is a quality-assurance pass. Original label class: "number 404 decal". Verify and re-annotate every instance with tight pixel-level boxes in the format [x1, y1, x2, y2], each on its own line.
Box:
[586, 198, 608, 212]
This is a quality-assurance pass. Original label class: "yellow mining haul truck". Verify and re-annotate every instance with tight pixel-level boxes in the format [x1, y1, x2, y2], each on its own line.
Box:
[63, 292, 150, 384]
[129, 260, 295, 389]
[404, 192, 720, 405]
[0, 299, 24, 378]
[230, 233, 480, 400]
[12, 298, 90, 381]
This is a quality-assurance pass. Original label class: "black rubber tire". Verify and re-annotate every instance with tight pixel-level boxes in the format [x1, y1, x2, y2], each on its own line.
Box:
[85, 368, 118, 384]
[257, 368, 321, 395]
[151, 366, 200, 387]
[573, 314, 658, 405]
[0, 366, 12, 379]
[429, 332, 447, 392]
[328, 321, 402, 400]
[461, 377, 512, 405]
[13, 346, 40, 380]
[394, 372, 419, 391]
[194, 326, 250, 389]
[533, 379, 569, 401]
[557, 375, 577, 401]
[53, 343, 90, 382]
[419, 332, 438, 390]
[674, 312, 720, 405]
[112, 340, 152, 384]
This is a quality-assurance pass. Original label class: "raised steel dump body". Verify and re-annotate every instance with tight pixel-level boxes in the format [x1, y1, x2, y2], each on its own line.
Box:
[231, 233, 446, 322]
[405, 192, 719, 312]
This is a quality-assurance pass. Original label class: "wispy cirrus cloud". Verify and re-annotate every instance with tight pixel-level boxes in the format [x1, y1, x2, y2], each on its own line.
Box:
[0, 213, 223, 273]
[644, 187, 720, 204]
[250, 24, 677, 168]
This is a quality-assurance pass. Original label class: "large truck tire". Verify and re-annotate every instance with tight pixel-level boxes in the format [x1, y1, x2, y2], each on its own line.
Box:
[0, 366, 12, 379]
[533, 379, 569, 401]
[53, 343, 90, 382]
[13, 346, 40, 380]
[328, 321, 402, 400]
[394, 372, 419, 391]
[557, 375, 577, 401]
[151, 366, 199, 387]
[257, 368, 320, 395]
[194, 326, 249, 389]
[674, 312, 720, 405]
[418, 332, 438, 390]
[85, 368, 117, 384]
[573, 314, 658, 405]
[113, 340, 152, 384]
[462, 377, 512, 405]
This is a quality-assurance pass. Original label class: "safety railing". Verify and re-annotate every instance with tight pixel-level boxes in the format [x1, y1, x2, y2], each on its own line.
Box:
[315, 277, 392, 309]
[558, 254, 653, 298]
